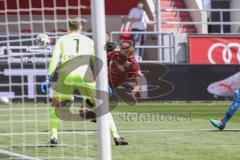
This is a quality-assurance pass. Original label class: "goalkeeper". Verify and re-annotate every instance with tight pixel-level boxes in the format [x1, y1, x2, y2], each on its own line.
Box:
[41, 17, 127, 146]
[41, 17, 95, 147]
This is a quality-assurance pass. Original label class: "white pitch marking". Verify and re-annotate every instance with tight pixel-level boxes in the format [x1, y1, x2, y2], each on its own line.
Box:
[120, 128, 237, 133]
[0, 128, 238, 137]
[10, 144, 93, 148]
[0, 131, 96, 136]
[0, 148, 42, 160]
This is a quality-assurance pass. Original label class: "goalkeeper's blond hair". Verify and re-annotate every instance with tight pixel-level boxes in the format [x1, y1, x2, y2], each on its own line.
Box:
[68, 16, 82, 31]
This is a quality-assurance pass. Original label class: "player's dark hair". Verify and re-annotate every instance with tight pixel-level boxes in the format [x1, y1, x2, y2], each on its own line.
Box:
[68, 17, 82, 31]
[105, 42, 117, 53]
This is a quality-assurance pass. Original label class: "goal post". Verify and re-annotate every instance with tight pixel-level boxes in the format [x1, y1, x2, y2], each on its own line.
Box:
[91, 0, 112, 160]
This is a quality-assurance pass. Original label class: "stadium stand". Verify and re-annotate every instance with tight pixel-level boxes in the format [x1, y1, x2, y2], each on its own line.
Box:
[161, 0, 197, 33]
[1, 0, 240, 62]
[20, 29, 31, 33]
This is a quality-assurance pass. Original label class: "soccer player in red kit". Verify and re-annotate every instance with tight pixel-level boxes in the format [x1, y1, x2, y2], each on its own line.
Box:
[108, 40, 141, 98]
[107, 40, 141, 145]
[81, 40, 141, 145]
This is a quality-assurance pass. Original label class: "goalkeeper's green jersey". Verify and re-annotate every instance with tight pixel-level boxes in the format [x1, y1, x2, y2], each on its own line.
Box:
[48, 32, 94, 77]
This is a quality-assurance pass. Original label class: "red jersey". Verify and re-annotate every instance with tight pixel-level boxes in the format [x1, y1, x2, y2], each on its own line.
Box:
[108, 51, 140, 87]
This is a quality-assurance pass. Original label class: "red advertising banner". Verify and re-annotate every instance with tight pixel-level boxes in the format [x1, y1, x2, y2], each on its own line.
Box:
[188, 35, 240, 64]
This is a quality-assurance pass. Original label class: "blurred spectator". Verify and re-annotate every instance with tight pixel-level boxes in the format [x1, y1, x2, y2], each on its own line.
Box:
[119, 16, 133, 41]
[128, 0, 155, 61]
[202, 0, 211, 33]
[203, 0, 211, 10]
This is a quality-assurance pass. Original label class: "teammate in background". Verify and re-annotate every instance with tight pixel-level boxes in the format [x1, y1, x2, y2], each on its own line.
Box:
[210, 89, 240, 130]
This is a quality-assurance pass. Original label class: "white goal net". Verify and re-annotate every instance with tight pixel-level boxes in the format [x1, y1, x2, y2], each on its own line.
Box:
[0, 0, 110, 159]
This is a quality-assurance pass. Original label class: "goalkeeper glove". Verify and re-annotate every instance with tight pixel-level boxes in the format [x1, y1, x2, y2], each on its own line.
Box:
[40, 76, 52, 94]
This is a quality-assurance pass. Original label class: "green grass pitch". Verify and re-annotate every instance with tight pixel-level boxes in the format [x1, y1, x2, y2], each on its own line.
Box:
[0, 102, 240, 160]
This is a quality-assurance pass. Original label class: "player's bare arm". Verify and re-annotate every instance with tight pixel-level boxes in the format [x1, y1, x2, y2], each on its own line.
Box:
[132, 76, 141, 96]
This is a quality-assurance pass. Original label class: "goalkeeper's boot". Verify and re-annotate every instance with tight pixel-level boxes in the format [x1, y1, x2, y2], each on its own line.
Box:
[114, 137, 128, 145]
[48, 138, 58, 147]
[210, 119, 225, 130]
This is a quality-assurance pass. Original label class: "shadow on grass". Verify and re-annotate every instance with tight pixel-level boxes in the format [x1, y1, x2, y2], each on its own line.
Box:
[210, 129, 240, 132]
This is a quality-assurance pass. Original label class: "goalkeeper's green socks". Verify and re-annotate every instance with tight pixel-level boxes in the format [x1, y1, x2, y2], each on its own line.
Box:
[108, 113, 120, 138]
[49, 106, 120, 139]
[50, 128, 58, 140]
[49, 107, 59, 140]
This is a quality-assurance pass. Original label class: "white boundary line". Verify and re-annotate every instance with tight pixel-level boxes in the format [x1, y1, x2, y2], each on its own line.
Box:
[0, 131, 96, 136]
[120, 128, 237, 133]
[0, 148, 42, 160]
[0, 128, 239, 136]
[0, 112, 227, 115]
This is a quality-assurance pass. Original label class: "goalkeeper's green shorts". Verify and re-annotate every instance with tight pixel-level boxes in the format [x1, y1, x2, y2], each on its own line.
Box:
[53, 72, 96, 102]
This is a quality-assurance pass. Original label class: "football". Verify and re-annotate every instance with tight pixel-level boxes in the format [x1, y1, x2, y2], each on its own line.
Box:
[36, 34, 50, 48]
[0, 96, 10, 104]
